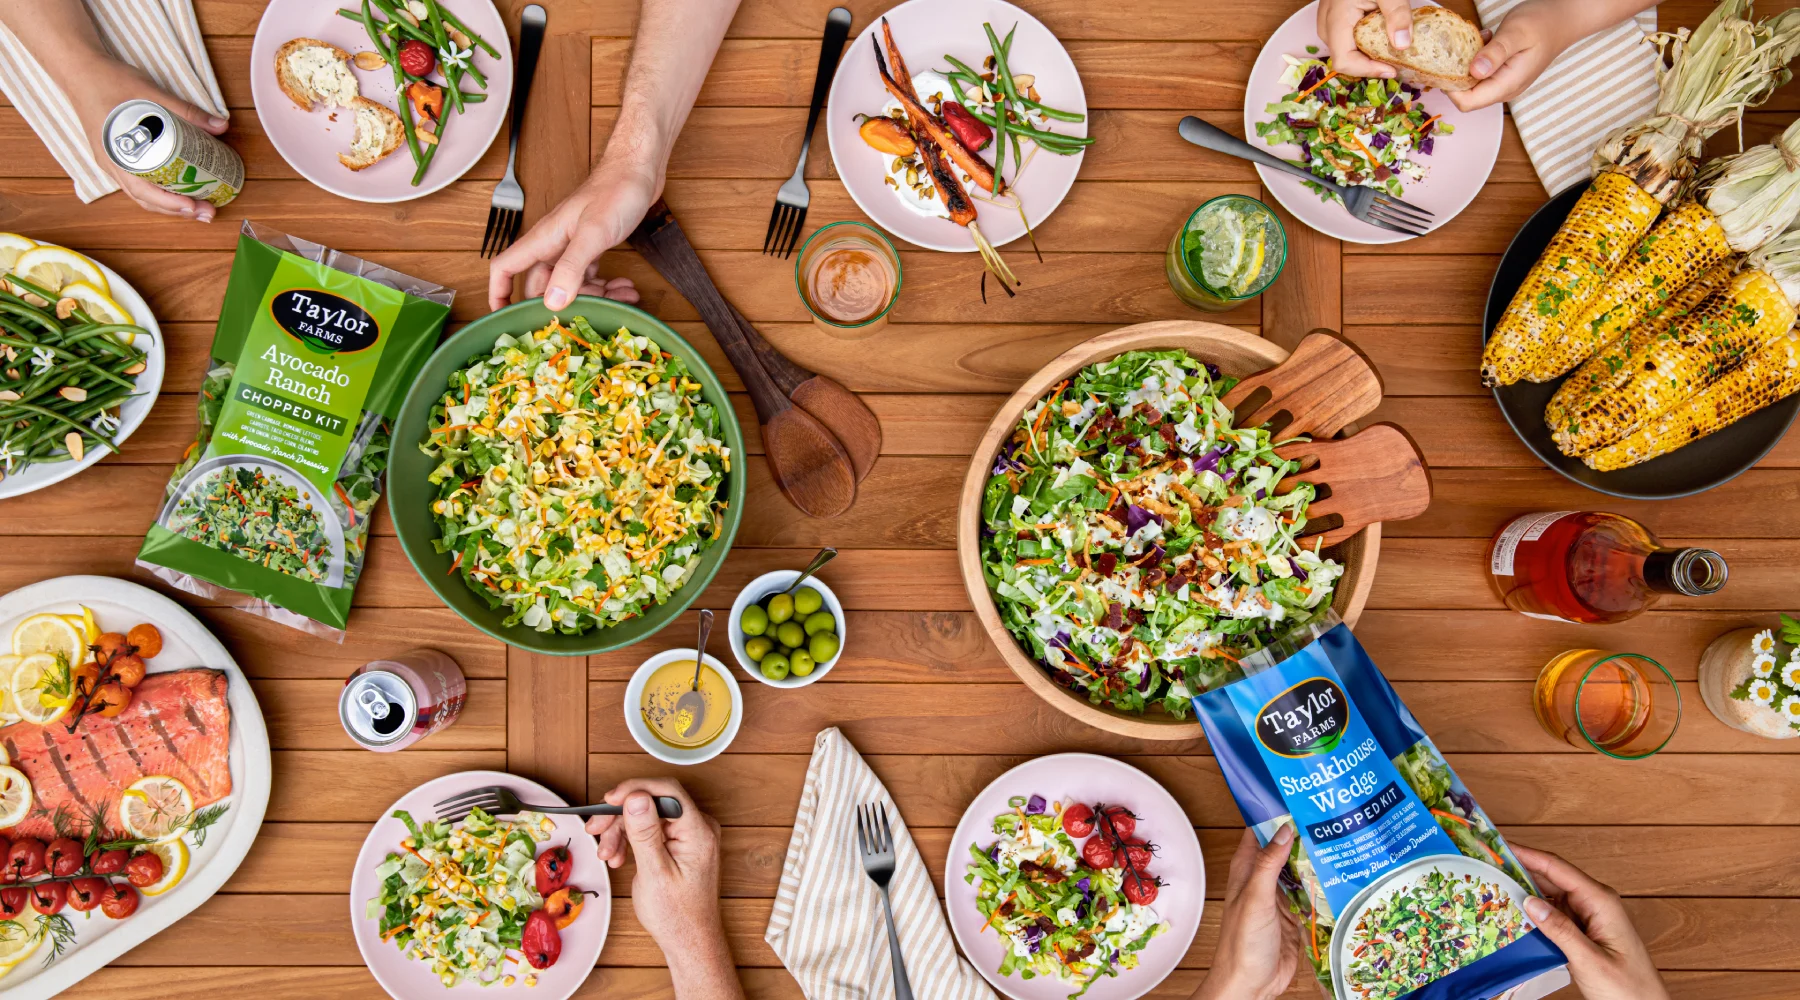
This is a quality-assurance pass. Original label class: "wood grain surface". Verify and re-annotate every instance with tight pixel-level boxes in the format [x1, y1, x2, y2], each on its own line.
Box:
[3, 2, 1796, 999]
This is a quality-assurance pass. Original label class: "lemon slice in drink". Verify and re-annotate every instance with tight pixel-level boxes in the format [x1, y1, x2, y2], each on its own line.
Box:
[12, 612, 85, 664]
[0, 765, 33, 828]
[139, 839, 190, 896]
[1232, 232, 1268, 296]
[58, 282, 134, 327]
[121, 776, 194, 843]
[10, 245, 108, 296]
[0, 234, 35, 273]
[0, 917, 42, 968]
[10, 653, 70, 726]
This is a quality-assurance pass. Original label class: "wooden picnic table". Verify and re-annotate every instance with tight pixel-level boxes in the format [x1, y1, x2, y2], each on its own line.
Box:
[1, 0, 1796, 997]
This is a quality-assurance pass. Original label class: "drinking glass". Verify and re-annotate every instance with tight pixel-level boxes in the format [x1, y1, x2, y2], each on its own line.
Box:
[1165, 194, 1287, 311]
[1533, 649, 1681, 759]
[794, 221, 902, 336]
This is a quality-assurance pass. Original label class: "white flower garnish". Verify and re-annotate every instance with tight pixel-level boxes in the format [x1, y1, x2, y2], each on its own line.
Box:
[439, 45, 472, 71]
[1754, 652, 1777, 678]
[91, 410, 121, 435]
[30, 346, 55, 374]
[0, 438, 17, 473]
[1750, 679, 1779, 706]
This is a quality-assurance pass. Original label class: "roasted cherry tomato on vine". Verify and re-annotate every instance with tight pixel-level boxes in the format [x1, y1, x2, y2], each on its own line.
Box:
[126, 623, 162, 658]
[542, 886, 591, 930]
[8, 838, 46, 880]
[1124, 838, 1155, 868]
[90, 848, 129, 875]
[125, 851, 165, 888]
[535, 843, 571, 896]
[1080, 835, 1121, 870]
[1121, 872, 1160, 905]
[46, 838, 84, 877]
[397, 39, 436, 78]
[521, 908, 562, 969]
[91, 632, 130, 663]
[110, 653, 147, 689]
[30, 881, 67, 915]
[0, 887, 27, 919]
[1098, 805, 1136, 841]
[90, 682, 132, 717]
[100, 882, 138, 919]
[67, 878, 106, 913]
[1061, 802, 1095, 838]
[72, 661, 102, 696]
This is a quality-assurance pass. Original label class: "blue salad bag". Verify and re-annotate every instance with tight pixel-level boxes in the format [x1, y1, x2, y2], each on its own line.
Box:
[1193, 613, 1569, 1000]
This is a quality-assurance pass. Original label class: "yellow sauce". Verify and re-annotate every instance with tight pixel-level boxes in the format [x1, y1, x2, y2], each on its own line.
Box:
[640, 659, 731, 749]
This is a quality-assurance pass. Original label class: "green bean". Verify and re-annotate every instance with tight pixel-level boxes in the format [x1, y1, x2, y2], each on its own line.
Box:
[460, 92, 487, 103]
[437, 5, 500, 59]
[412, 107, 443, 185]
[3, 401, 117, 450]
[368, 0, 437, 46]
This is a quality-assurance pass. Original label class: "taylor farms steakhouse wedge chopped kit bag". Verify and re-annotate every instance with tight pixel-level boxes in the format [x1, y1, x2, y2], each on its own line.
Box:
[1193, 613, 1569, 1000]
[138, 222, 452, 637]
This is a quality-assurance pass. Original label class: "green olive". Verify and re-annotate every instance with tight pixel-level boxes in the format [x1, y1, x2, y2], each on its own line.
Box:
[803, 611, 837, 636]
[794, 586, 824, 616]
[766, 593, 795, 624]
[809, 632, 841, 663]
[744, 636, 774, 662]
[790, 650, 816, 676]
[739, 604, 769, 637]
[760, 652, 791, 681]
[777, 621, 807, 649]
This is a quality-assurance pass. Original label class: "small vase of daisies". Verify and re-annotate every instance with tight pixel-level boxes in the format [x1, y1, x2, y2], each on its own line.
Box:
[1698, 617, 1800, 740]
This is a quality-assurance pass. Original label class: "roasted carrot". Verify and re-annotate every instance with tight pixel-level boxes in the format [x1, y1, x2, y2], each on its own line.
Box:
[872, 30, 1000, 195]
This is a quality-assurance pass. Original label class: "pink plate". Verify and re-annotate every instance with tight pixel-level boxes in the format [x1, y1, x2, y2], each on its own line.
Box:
[944, 754, 1203, 1000]
[1243, 0, 1502, 244]
[250, 0, 511, 203]
[350, 771, 610, 1000]
[825, 0, 1086, 252]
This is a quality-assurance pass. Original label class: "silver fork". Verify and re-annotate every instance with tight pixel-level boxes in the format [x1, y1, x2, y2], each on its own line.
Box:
[434, 784, 682, 824]
[854, 803, 916, 1000]
[481, 4, 547, 259]
[1176, 115, 1433, 237]
[763, 7, 854, 258]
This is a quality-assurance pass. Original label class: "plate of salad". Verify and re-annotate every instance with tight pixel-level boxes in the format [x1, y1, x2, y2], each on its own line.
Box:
[351, 771, 609, 998]
[1243, 0, 1502, 244]
[944, 753, 1202, 1000]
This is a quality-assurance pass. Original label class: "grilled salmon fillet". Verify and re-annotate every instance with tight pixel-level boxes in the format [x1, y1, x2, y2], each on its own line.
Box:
[0, 669, 232, 839]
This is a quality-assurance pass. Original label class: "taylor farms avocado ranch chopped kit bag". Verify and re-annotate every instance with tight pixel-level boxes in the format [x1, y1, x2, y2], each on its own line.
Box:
[1193, 613, 1569, 1000]
[138, 222, 452, 637]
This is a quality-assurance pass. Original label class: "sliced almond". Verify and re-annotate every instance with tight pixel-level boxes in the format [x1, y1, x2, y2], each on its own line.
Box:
[55, 297, 77, 320]
[396, 7, 419, 27]
[1027, 85, 1040, 103]
[4, 345, 15, 361]
[416, 128, 439, 147]
[406, 0, 429, 17]
[4, 369, 17, 381]
[448, 26, 471, 50]
[0, 390, 18, 402]
[1010, 73, 1035, 90]
[417, 117, 437, 135]
[64, 432, 82, 462]
[353, 50, 388, 70]
[123, 361, 146, 376]
[58, 386, 87, 402]
[22, 292, 47, 308]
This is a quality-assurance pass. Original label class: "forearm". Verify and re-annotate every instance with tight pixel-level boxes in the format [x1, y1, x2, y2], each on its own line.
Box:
[602, 0, 744, 179]
[663, 919, 746, 1000]
[1536, 0, 1659, 48]
[0, 0, 111, 92]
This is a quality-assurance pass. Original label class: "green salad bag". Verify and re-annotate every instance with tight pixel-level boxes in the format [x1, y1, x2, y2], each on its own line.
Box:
[137, 222, 453, 638]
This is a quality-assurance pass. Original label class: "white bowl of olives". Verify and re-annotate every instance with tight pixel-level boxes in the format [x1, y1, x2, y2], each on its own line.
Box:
[728, 570, 846, 687]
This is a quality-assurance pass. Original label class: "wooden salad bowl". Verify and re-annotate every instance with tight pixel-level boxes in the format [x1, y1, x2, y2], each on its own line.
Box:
[956, 320, 1380, 741]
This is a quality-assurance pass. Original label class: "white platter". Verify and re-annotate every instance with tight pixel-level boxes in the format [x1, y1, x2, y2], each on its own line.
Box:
[0, 575, 270, 999]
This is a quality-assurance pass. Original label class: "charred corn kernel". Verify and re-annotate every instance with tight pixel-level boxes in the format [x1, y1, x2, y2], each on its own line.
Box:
[1586, 329, 1800, 469]
[1550, 268, 1796, 455]
[491, 466, 506, 482]
[1536, 201, 1735, 381]
[1550, 261, 1738, 410]
[1483, 171, 1662, 386]
[503, 977, 516, 987]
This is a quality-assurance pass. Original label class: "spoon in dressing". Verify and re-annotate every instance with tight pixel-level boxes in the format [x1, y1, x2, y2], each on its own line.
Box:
[674, 609, 715, 738]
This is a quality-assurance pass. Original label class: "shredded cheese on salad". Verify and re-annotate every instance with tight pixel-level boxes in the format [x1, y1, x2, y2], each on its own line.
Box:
[422, 318, 730, 634]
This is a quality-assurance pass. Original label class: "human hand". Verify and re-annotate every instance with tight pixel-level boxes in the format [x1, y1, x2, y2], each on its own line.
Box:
[486, 156, 654, 311]
[1449, 0, 1572, 112]
[1512, 844, 1670, 1000]
[67, 58, 229, 222]
[1194, 825, 1300, 1000]
[1318, 0, 1416, 80]
[585, 778, 727, 965]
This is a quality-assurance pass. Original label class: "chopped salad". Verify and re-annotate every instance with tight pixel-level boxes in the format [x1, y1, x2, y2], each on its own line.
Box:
[1343, 868, 1529, 1000]
[965, 795, 1167, 997]
[368, 807, 553, 987]
[422, 318, 731, 634]
[979, 350, 1343, 718]
[1255, 54, 1452, 201]
[169, 465, 333, 582]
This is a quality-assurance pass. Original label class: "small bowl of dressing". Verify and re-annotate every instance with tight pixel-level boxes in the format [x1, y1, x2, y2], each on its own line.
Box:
[625, 647, 743, 765]
[795, 221, 902, 337]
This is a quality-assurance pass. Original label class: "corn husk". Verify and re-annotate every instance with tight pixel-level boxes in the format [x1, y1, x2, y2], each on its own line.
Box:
[1593, 1, 1800, 205]
[1697, 117, 1800, 251]
[1744, 225, 1800, 303]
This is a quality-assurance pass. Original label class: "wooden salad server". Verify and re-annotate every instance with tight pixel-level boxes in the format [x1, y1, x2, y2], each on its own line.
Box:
[727, 302, 881, 482]
[628, 202, 858, 518]
[1273, 423, 1432, 547]
[1221, 330, 1383, 439]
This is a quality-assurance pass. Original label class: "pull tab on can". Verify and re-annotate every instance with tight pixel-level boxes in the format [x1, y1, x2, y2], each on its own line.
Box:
[340, 669, 416, 748]
[113, 115, 165, 161]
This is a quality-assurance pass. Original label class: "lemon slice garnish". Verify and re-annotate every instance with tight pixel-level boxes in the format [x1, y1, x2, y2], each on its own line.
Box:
[1234, 234, 1268, 295]
[0, 765, 33, 828]
[0, 234, 36, 274]
[11, 612, 84, 663]
[9, 652, 70, 726]
[0, 918, 42, 968]
[10, 245, 107, 296]
[121, 776, 194, 843]
[58, 281, 135, 327]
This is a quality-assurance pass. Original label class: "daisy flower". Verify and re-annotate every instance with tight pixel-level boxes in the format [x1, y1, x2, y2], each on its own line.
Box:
[1749, 679, 1779, 706]
[1784, 659, 1800, 689]
[1753, 629, 1777, 655]
[1781, 694, 1800, 723]
[1753, 652, 1777, 678]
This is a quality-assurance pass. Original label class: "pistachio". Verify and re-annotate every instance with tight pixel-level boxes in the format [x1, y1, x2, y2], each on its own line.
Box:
[58, 386, 87, 402]
[884, 176, 898, 188]
[416, 128, 439, 146]
[64, 431, 82, 461]
[905, 165, 919, 186]
[983, 54, 996, 70]
[353, 50, 387, 70]
[123, 361, 146, 376]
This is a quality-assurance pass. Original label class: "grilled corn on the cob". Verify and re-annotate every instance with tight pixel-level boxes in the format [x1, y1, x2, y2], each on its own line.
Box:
[1546, 260, 1736, 408]
[1584, 328, 1800, 470]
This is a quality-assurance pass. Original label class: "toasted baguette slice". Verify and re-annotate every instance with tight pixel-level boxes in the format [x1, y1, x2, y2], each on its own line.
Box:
[338, 97, 404, 171]
[275, 38, 360, 110]
[1354, 6, 1481, 92]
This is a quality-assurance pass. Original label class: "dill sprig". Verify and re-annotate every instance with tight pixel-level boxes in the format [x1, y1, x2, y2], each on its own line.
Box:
[184, 804, 229, 848]
[35, 913, 75, 967]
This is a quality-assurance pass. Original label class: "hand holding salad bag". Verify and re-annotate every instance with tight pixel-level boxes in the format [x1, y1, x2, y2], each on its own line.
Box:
[1191, 611, 1570, 1000]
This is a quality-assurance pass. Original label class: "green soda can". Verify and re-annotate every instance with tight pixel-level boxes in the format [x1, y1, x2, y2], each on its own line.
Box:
[102, 99, 243, 207]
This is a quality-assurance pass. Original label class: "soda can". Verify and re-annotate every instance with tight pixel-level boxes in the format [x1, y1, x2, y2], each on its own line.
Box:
[102, 99, 244, 207]
[340, 649, 467, 752]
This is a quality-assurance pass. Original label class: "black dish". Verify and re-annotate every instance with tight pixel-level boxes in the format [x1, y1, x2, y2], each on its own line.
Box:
[1483, 181, 1800, 499]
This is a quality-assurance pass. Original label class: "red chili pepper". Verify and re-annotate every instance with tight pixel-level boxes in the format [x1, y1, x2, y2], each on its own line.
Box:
[941, 102, 993, 152]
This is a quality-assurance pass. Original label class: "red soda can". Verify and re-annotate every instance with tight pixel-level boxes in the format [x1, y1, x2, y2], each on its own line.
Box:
[340, 649, 467, 752]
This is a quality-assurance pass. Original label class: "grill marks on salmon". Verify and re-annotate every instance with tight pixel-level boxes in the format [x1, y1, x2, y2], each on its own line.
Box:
[0, 669, 232, 840]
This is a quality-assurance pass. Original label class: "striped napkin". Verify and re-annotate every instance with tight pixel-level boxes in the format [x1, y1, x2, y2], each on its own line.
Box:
[1473, 0, 1661, 195]
[766, 728, 996, 1000]
[0, 0, 227, 202]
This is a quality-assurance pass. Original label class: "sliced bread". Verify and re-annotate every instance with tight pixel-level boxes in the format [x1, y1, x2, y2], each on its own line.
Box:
[1353, 6, 1481, 92]
[338, 97, 404, 171]
[275, 38, 360, 110]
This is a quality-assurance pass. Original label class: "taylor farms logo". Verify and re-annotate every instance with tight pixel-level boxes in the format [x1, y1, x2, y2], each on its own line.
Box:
[270, 290, 378, 353]
[1256, 678, 1349, 757]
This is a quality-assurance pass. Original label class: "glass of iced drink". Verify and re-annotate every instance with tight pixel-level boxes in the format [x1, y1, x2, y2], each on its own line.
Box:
[1165, 195, 1287, 311]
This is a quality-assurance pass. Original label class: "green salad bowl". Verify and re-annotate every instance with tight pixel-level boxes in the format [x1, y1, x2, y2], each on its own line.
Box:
[388, 296, 746, 656]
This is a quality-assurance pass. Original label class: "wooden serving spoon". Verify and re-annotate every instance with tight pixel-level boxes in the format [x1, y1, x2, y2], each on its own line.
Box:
[1273, 423, 1432, 547]
[1221, 330, 1382, 439]
[629, 202, 857, 518]
[728, 303, 881, 482]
